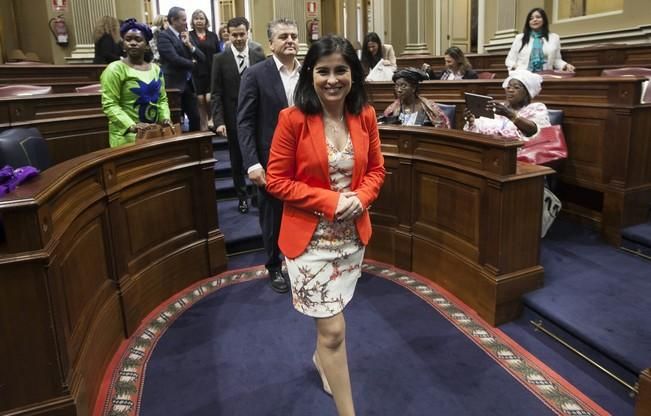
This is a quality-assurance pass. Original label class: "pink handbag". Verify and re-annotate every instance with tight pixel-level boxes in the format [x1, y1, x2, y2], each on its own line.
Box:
[517, 125, 568, 165]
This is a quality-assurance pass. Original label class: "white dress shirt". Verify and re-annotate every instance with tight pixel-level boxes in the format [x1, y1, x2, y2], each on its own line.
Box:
[231, 43, 249, 72]
[272, 54, 301, 106]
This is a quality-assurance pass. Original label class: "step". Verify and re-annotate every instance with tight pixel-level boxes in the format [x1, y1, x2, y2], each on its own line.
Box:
[217, 199, 263, 255]
[523, 218, 651, 379]
[620, 221, 651, 260]
[213, 149, 232, 178]
[214, 177, 254, 200]
[212, 136, 228, 150]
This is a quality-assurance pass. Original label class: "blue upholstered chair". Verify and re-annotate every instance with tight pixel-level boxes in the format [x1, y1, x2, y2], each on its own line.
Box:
[548, 109, 564, 126]
[0, 127, 51, 171]
[437, 103, 456, 125]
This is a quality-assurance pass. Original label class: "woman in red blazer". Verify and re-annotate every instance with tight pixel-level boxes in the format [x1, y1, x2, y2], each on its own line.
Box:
[266, 36, 385, 415]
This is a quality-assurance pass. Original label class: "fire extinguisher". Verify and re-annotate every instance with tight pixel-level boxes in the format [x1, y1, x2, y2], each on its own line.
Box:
[307, 18, 320, 43]
[49, 14, 69, 46]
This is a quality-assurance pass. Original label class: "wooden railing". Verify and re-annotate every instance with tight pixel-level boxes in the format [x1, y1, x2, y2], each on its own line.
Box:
[397, 43, 651, 78]
[0, 132, 226, 416]
[0, 90, 182, 165]
[367, 125, 551, 325]
[366, 76, 651, 245]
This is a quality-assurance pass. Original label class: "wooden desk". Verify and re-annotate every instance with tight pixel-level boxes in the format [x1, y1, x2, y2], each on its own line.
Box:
[397, 43, 651, 78]
[0, 132, 226, 416]
[0, 64, 105, 93]
[366, 77, 651, 244]
[367, 125, 551, 325]
[0, 90, 182, 165]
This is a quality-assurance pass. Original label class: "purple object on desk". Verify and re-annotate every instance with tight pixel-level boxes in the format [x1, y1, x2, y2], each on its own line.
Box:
[0, 165, 40, 197]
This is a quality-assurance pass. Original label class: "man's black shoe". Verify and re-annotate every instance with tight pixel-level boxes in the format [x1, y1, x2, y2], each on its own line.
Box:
[238, 199, 249, 214]
[269, 270, 289, 293]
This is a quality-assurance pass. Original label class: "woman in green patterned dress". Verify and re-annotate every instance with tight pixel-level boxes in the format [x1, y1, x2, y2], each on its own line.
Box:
[100, 18, 173, 148]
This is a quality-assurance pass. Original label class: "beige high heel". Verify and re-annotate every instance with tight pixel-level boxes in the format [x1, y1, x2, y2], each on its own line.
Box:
[312, 351, 332, 395]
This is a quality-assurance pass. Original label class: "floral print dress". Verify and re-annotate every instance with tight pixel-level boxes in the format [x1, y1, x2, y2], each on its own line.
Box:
[285, 134, 365, 318]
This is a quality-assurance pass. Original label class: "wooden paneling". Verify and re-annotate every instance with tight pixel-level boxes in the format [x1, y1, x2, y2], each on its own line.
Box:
[0, 132, 227, 416]
[0, 90, 183, 165]
[638, 368, 651, 416]
[0, 64, 106, 93]
[367, 125, 550, 326]
[397, 43, 651, 78]
[366, 76, 651, 244]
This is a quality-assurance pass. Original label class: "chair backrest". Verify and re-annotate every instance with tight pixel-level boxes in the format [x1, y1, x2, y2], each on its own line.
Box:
[437, 103, 456, 124]
[0, 84, 53, 97]
[0, 127, 51, 171]
[75, 83, 102, 93]
[548, 109, 564, 126]
[601, 67, 651, 77]
[477, 71, 496, 79]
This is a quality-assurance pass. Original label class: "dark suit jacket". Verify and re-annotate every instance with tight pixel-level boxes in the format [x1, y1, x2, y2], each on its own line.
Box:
[237, 57, 290, 170]
[157, 28, 206, 91]
[210, 41, 265, 134]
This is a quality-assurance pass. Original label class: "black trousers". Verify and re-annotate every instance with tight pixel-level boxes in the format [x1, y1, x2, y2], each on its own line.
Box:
[227, 131, 248, 200]
[181, 81, 200, 132]
[257, 185, 283, 272]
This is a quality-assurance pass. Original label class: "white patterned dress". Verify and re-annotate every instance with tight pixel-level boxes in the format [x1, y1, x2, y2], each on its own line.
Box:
[285, 134, 365, 318]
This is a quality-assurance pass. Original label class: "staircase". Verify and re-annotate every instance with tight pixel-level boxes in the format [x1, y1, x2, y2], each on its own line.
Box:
[620, 219, 651, 261]
[213, 136, 263, 255]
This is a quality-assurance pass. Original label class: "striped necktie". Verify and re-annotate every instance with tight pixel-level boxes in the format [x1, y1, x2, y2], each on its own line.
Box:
[238, 53, 247, 74]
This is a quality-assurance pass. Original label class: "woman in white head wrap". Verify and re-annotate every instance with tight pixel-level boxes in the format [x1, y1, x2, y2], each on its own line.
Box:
[463, 69, 551, 140]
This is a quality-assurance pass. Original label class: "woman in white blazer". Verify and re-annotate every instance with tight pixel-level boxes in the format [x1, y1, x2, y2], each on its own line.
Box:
[505, 8, 575, 72]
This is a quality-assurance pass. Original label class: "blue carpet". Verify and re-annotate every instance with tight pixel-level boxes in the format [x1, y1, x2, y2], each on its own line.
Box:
[217, 199, 262, 254]
[523, 218, 651, 375]
[621, 221, 651, 258]
[137, 273, 586, 416]
[501, 310, 634, 416]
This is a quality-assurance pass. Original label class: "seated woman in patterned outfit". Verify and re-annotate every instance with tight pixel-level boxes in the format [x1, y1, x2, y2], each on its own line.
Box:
[463, 69, 550, 140]
[266, 36, 385, 416]
[382, 68, 451, 128]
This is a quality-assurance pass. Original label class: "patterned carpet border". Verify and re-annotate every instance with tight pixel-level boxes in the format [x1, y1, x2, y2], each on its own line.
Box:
[95, 261, 609, 416]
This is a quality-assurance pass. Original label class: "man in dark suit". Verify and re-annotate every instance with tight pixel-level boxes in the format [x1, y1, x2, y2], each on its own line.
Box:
[237, 18, 300, 293]
[210, 17, 265, 214]
[157, 6, 204, 131]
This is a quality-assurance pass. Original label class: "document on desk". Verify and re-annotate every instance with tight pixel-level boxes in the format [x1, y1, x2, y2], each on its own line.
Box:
[465, 92, 494, 119]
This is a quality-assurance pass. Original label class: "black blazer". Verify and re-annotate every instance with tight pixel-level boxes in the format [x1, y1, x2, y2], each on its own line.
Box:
[93, 34, 123, 64]
[210, 42, 265, 133]
[189, 30, 220, 79]
[157, 28, 206, 91]
[237, 57, 291, 170]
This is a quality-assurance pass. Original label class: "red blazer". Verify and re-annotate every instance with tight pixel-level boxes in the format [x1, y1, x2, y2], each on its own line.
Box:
[266, 105, 386, 259]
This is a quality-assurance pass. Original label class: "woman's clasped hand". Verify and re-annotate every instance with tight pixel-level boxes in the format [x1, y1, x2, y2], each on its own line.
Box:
[335, 191, 363, 221]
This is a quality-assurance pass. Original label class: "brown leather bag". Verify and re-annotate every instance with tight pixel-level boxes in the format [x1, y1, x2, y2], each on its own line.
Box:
[136, 123, 182, 141]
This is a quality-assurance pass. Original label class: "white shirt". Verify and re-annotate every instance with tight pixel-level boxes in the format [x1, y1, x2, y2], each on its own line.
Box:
[230, 43, 249, 71]
[505, 32, 567, 71]
[272, 54, 301, 106]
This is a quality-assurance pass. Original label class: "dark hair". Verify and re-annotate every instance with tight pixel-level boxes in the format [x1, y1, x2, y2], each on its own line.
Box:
[167, 7, 185, 23]
[520, 8, 550, 52]
[190, 9, 209, 30]
[361, 32, 383, 71]
[228, 16, 249, 31]
[267, 18, 297, 41]
[444, 46, 472, 73]
[294, 35, 367, 115]
[392, 68, 428, 96]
